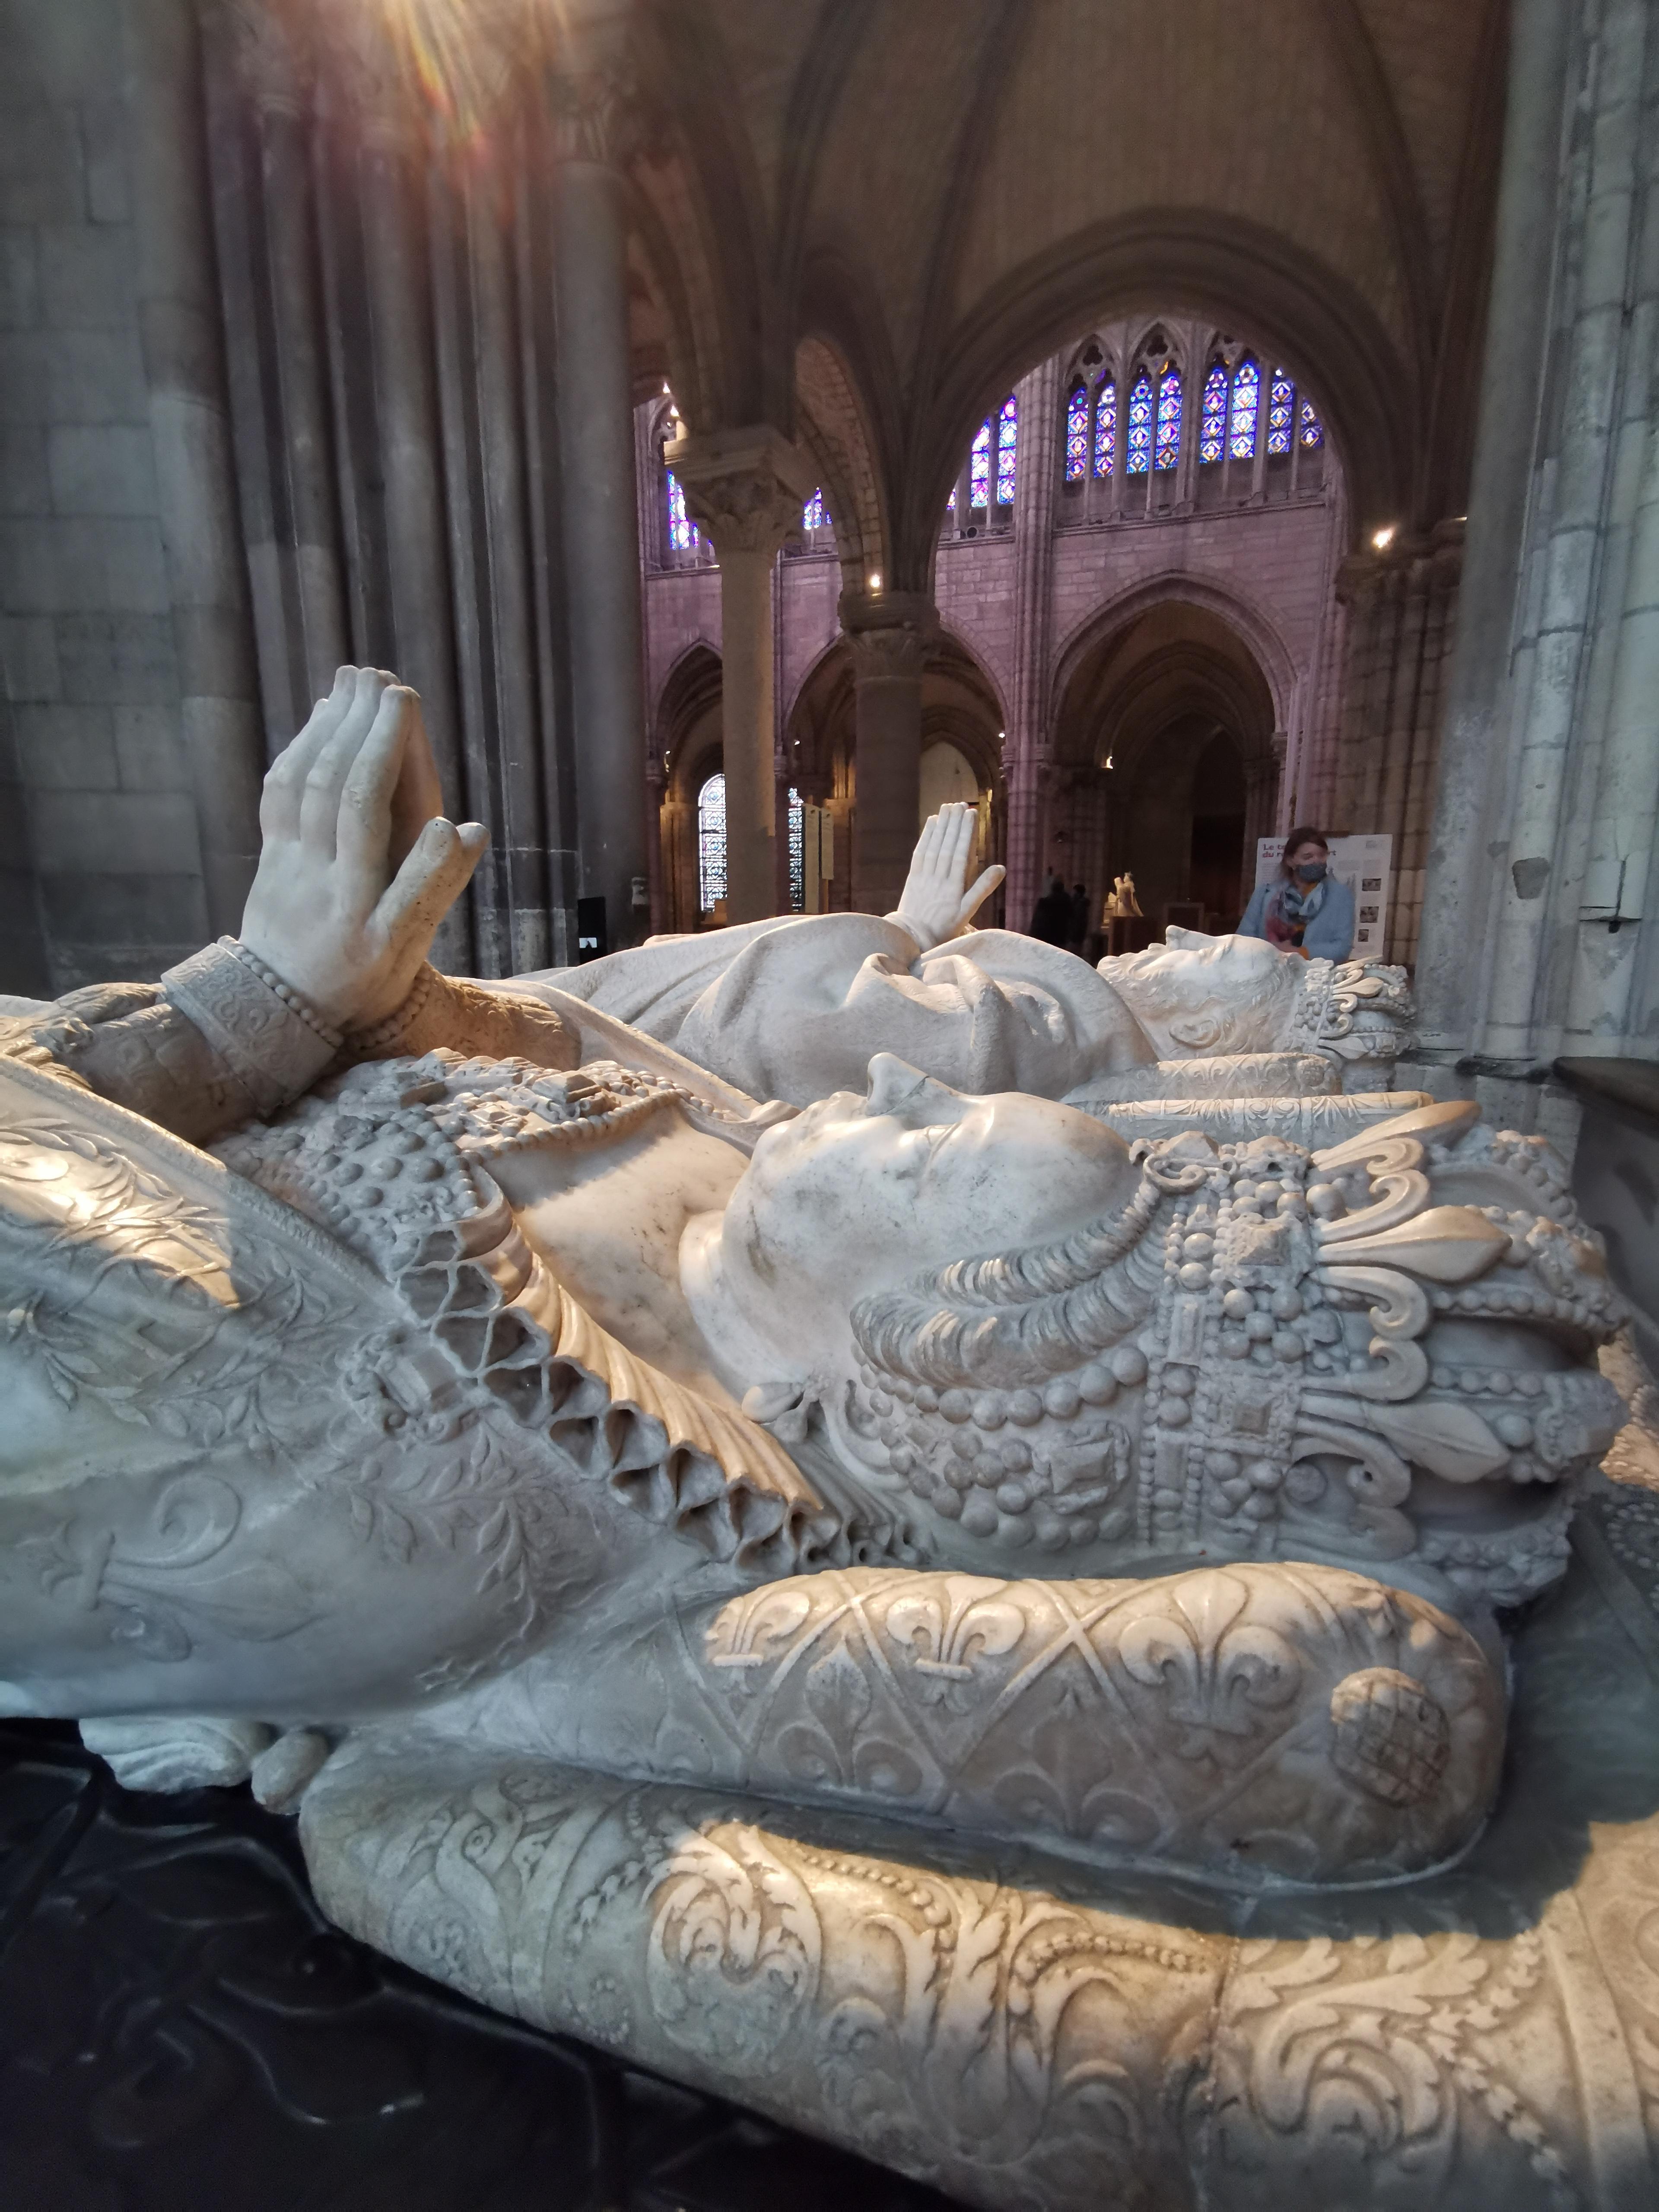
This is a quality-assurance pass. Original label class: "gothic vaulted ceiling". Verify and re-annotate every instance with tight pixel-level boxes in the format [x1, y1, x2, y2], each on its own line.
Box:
[623, 0, 1505, 591]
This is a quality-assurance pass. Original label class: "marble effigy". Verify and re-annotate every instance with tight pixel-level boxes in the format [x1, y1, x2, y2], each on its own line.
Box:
[0, 670, 1646, 2209]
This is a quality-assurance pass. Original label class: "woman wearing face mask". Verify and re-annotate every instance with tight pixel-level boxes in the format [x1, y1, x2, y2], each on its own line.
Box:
[1237, 826, 1355, 958]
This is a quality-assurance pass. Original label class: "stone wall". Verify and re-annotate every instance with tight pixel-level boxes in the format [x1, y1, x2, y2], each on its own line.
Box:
[0, 1, 206, 995]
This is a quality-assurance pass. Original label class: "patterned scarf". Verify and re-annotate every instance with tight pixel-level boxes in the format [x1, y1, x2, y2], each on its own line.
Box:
[1262, 873, 1326, 953]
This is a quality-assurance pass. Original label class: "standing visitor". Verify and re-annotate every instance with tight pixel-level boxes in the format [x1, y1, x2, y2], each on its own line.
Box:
[1237, 827, 1354, 959]
[1029, 874, 1073, 944]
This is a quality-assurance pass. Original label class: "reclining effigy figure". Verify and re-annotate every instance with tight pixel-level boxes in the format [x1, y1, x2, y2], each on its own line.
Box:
[0, 672, 1632, 2202]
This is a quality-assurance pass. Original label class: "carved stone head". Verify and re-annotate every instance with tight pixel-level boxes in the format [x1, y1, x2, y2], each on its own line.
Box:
[693, 1074, 1625, 1616]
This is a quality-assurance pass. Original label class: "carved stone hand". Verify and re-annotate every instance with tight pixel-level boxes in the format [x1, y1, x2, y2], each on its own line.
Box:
[889, 801, 1005, 952]
[239, 667, 488, 1030]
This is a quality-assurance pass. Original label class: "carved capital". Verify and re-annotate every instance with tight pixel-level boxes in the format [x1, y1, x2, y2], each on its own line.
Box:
[664, 426, 816, 557]
[839, 589, 938, 685]
[313, 2, 417, 146]
[212, 0, 312, 119]
[539, 0, 640, 165]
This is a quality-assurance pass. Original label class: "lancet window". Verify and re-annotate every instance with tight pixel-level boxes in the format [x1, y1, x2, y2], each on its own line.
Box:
[969, 419, 992, 506]
[801, 487, 826, 530]
[1199, 361, 1227, 465]
[1153, 368, 1182, 471]
[1125, 370, 1155, 474]
[1229, 357, 1260, 460]
[1065, 383, 1090, 480]
[1093, 379, 1116, 475]
[697, 772, 726, 912]
[995, 395, 1018, 504]
[666, 469, 697, 553]
[1266, 368, 1296, 456]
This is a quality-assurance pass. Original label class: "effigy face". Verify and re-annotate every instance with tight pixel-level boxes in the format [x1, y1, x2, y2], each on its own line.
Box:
[1099, 927, 1416, 1088]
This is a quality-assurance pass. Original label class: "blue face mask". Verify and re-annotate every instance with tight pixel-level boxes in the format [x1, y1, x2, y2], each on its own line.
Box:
[1294, 860, 1327, 884]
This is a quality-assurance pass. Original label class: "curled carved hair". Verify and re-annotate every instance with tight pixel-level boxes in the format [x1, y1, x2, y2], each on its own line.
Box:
[850, 1167, 1170, 1392]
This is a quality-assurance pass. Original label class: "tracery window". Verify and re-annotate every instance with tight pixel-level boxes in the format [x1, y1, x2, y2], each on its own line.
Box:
[1229, 357, 1260, 461]
[1299, 400, 1324, 448]
[1125, 369, 1154, 473]
[995, 394, 1018, 504]
[1199, 360, 1227, 465]
[697, 772, 726, 912]
[1266, 368, 1296, 457]
[1065, 383, 1090, 481]
[667, 469, 697, 553]
[1093, 379, 1116, 475]
[801, 487, 826, 530]
[969, 418, 991, 506]
[1154, 368, 1182, 471]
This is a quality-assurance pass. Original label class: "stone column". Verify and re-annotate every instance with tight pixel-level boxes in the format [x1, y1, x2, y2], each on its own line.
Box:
[1241, 740, 1284, 908]
[545, 0, 649, 952]
[429, 31, 556, 980]
[666, 427, 814, 922]
[840, 593, 937, 915]
[1002, 356, 1062, 931]
[1414, 0, 1643, 1093]
[124, 0, 266, 937]
[203, 0, 350, 752]
[1331, 531, 1461, 965]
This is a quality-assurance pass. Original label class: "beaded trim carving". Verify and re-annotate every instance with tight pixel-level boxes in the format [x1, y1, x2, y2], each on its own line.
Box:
[225, 939, 344, 1050]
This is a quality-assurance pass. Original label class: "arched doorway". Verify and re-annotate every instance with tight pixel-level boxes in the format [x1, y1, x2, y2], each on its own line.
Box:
[1050, 597, 1282, 933]
[785, 631, 1007, 915]
[655, 645, 723, 931]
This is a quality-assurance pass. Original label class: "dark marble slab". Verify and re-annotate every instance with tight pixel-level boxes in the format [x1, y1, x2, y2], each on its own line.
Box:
[0, 1720, 962, 2212]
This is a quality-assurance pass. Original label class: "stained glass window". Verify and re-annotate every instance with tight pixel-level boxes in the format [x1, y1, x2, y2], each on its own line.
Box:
[1229, 357, 1260, 461]
[667, 468, 696, 552]
[1154, 368, 1181, 470]
[1093, 379, 1116, 475]
[1199, 361, 1227, 465]
[1065, 383, 1089, 480]
[802, 487, 825, 530]
[788, 787, 804, 911]
[697, 772, 726, 912]
[1125, 371, 1154, 473]
[995, 394, 1018, 504]
[1299, 400, 1324, 449]
[1267, 368, 1295, 457]
[969, 419, 991, 505]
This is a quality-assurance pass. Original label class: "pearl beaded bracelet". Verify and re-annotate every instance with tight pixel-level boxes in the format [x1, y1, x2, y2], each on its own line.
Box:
[226, 941, 344, 1050]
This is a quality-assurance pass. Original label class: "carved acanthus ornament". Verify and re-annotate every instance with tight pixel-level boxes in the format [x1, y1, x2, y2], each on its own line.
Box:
[664, 427, 817, 558]
[839, 588, 939, 684]
[534, 0, 645, 167]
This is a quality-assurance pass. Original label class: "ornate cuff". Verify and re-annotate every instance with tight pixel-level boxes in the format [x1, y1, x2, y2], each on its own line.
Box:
[162, 938, 342, 1122]
[342, 965, 580, 1072]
